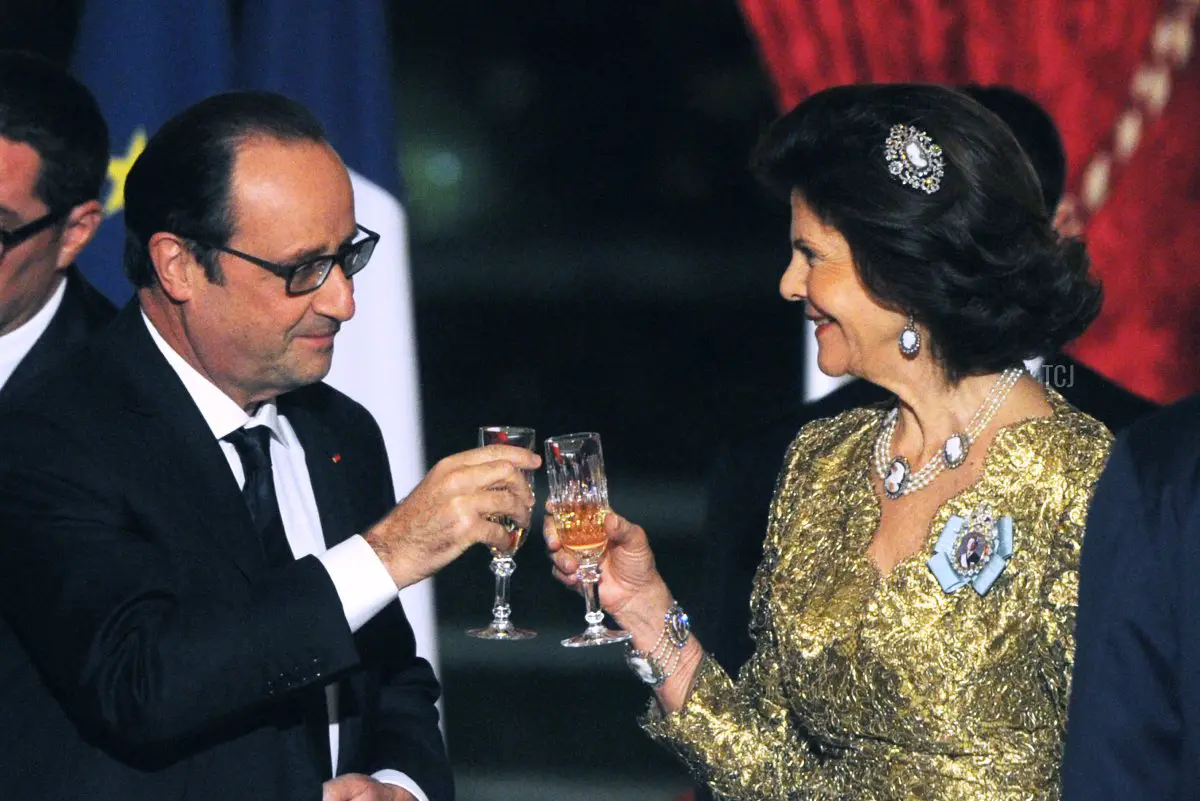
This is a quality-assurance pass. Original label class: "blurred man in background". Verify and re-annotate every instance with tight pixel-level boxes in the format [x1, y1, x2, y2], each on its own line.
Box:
[690, 89, 1156, 801]
[1062, 396, 1200, 800]
[0, 50, 113, 402]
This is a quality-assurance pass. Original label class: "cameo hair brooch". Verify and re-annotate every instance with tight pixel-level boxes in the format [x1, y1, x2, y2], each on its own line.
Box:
[884, 124, 945, 194]
[927, 503, 1013, 596]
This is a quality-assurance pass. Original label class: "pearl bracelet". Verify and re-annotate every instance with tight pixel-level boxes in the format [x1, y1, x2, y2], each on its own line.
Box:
[624, 603, 690, 687]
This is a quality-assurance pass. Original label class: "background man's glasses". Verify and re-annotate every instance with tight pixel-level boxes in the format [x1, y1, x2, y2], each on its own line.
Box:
[0, 207, 71, 260]
[190, 223, 381, 295]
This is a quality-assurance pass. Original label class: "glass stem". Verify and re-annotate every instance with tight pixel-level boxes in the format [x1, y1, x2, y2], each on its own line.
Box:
[490, 556, 515, 629]
[580, 564, 604, 630]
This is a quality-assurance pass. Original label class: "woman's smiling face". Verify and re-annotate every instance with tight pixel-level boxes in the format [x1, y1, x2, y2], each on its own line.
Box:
[778, 192, 908, 381]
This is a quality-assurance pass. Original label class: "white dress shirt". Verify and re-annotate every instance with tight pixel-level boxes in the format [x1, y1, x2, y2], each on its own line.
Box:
[0, 275, 66, 391]
[142, 312, 426, 800]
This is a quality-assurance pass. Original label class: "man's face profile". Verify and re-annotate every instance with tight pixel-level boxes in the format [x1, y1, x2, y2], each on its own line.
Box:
[0, 135, 66, 336]
[180, 137, 358, 407]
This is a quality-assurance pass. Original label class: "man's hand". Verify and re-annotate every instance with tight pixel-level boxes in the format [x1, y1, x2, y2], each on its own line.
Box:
[322, 773, 416, 801]
[365, 445, 540, 589]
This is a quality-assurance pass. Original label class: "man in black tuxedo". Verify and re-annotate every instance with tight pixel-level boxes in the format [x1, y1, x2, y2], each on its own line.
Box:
[0, 92, 538, 801]
[1061, 396, 1200, 800]
[693, 85, 1156, 702]
[0, 50, 114, 403]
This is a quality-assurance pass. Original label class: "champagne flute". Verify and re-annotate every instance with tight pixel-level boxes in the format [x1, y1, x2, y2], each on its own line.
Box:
[544, 432, 632, 647]
[466, 425, 537, 641]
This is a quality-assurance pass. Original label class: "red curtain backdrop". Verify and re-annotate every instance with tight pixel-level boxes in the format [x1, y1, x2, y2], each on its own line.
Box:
[738, 0, 1200, 403]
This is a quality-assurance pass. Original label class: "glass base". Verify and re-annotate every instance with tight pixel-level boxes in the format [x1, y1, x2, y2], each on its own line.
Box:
[466, 623, 537, 641]
[560, 626, 632, 648]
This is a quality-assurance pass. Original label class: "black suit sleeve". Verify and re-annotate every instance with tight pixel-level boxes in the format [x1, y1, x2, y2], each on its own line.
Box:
[349, 412, 453, 799]
[1061, 431, 1181, 800]
[0, 411, 363, 754]
[356, 606, 451, 798]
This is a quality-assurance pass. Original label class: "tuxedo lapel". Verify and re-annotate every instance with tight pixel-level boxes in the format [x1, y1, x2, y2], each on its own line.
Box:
[105, 304, 263, 579]
[280, 399, 356, 550]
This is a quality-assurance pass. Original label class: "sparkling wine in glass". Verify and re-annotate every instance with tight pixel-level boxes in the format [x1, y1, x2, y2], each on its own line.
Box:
[466, 425, 537, 641]
[544, 432, 632, 648]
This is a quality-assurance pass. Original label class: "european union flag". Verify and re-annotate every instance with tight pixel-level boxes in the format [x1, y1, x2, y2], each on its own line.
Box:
[71, 0, 232, 303]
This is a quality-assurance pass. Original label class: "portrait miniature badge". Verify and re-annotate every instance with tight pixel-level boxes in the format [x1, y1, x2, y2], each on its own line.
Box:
[926, 503, 1014, 595]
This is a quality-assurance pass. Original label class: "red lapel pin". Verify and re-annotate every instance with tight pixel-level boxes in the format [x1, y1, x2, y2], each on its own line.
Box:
[331, 453, 342, 464]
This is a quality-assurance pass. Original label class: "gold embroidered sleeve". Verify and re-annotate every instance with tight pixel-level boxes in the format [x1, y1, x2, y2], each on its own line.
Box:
[640, 651, 813, 801]
[639, 424, 828, 800]
[1037, 434, 1112, 729]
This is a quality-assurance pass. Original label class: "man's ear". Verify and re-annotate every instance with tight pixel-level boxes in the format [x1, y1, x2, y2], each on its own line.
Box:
[1052, 198, 1084, 238]
[53, 200, 104, 269]
[148, 232, 201, 303]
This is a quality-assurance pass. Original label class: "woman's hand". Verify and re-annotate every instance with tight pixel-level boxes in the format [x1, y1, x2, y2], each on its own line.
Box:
[545, 503, 705, 711]
[544, 504, 664, 620]
[546, 503, 705, 711]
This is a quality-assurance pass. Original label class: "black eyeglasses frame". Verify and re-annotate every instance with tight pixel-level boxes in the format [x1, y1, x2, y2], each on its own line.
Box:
[187, 223, 381, 296]
[0, 207, 73, 259]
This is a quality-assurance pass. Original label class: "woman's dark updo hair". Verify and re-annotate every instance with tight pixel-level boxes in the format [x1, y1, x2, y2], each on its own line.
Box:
[752, 83, 1101, 382]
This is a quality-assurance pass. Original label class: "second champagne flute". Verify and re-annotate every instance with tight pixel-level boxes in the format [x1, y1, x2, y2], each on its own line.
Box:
[544, 432, 632, 647]
[466, 425, 537, 641]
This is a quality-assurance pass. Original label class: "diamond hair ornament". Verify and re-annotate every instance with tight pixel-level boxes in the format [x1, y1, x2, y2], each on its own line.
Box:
[884, 124, 945, 194]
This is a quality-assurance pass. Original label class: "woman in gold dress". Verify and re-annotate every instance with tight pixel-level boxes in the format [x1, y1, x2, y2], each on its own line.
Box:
[545, 84, 1113, 800]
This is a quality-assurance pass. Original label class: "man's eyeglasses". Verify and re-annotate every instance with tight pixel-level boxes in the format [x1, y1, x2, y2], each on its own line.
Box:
[190, 224, 380, 296]
[0, 207, 71, 260]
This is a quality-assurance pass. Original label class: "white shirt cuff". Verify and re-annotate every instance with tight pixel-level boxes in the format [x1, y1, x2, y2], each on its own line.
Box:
[318, 534, 399, 633]
[372, 769, 429, 801]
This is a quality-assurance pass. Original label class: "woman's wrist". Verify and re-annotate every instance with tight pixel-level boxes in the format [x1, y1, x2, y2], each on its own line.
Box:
[655, 638, 705, 712]
[609, 575, 707, 712]
[610, 575, 675, 648]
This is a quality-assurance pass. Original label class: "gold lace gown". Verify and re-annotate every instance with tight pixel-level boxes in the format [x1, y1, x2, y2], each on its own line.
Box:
[643, 395, 1112, 801]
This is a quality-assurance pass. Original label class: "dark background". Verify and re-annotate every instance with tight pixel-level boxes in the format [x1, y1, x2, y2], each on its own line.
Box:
[4, 3, 800, 798]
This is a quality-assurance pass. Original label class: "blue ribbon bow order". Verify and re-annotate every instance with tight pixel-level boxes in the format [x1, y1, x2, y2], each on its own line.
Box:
[926, 509, 1014, 596]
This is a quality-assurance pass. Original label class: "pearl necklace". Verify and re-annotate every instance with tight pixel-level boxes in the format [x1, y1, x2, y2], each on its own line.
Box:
[873, 366, 1024, 499]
